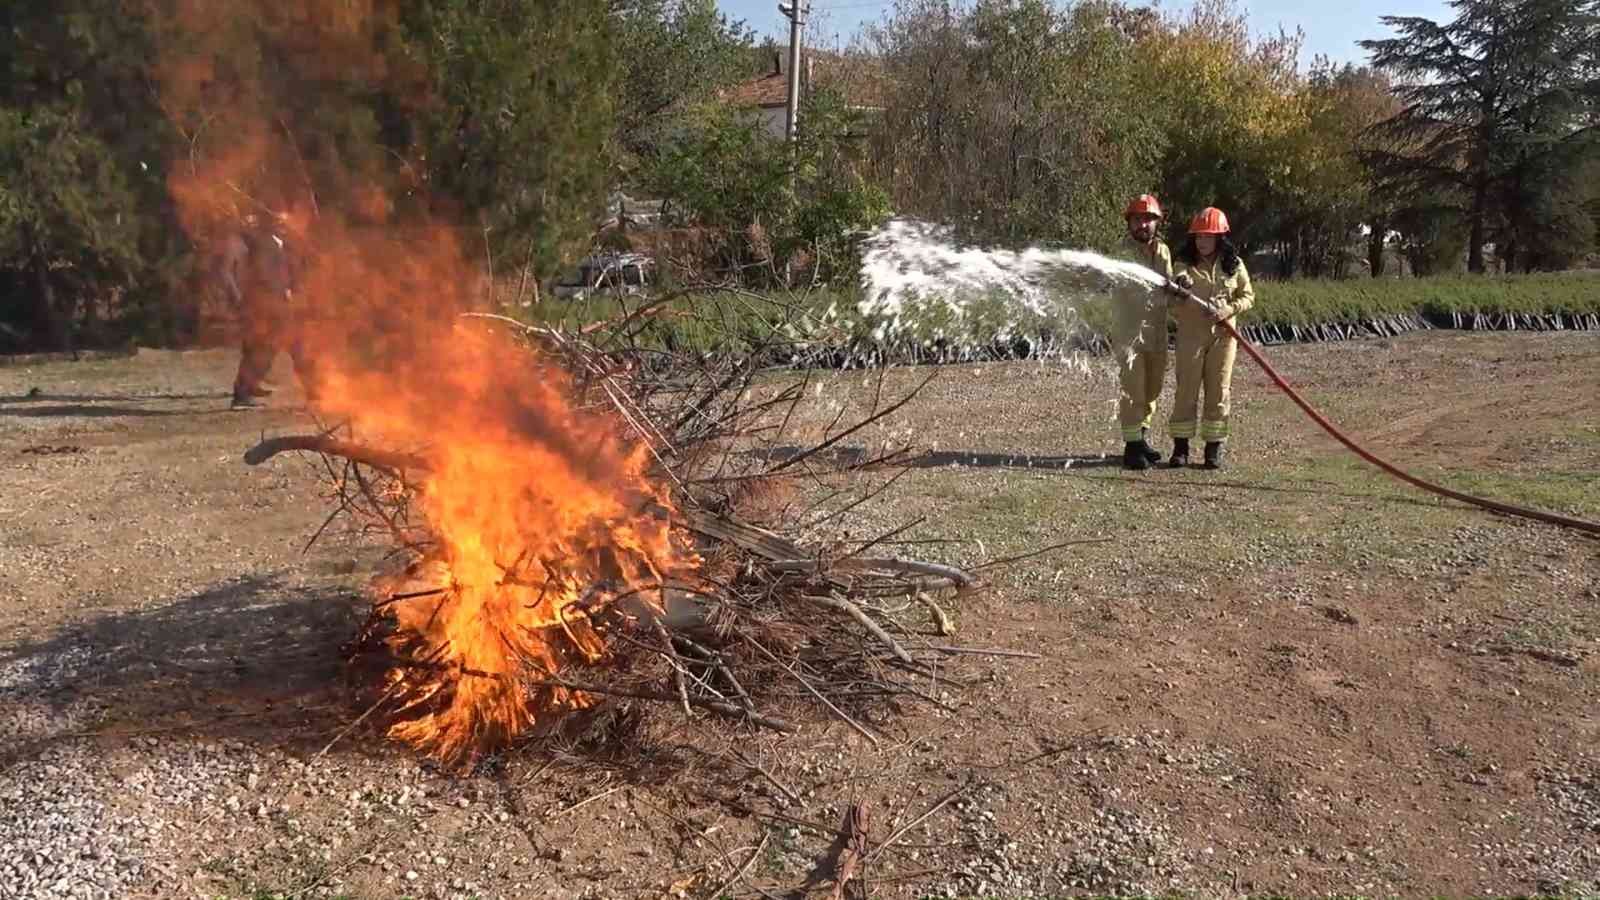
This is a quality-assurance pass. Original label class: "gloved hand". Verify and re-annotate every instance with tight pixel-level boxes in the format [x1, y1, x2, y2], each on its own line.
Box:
[1210, 303, 1235, 322]
[1172, 272, 1193, 289]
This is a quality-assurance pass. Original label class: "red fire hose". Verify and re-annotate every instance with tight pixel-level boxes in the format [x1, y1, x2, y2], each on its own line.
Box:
[1165, 282, 1600, 538]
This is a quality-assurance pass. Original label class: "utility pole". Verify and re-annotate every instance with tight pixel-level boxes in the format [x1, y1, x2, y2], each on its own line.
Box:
[779, 1, 807, 142]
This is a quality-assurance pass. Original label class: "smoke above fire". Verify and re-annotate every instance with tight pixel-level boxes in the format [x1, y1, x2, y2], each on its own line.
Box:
[153, 1, 694, 760]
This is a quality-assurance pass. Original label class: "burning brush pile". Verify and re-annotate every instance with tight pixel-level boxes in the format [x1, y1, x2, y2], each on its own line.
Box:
[245, 308, 977, 764]
[149, 0, 982, 765]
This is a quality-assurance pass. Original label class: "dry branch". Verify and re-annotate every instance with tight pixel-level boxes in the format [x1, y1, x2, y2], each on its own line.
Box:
[807, 593, 914, 666]
[525, 678, 797, 733]
[244, 435, 425, 471]
[770, 557, 978, 590]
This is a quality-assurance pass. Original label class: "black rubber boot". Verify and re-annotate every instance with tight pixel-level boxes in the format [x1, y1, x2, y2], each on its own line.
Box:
[1139, 429, 1163, 464]
[1123, 441, 1151, 471]
[1203, 441, 1224, 470]
[1168, 437, 1190, 468]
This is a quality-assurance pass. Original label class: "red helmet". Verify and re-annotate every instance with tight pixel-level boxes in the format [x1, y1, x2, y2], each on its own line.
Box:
[1124, 194, 1164, 220]
[1188, 207, 1231, 234]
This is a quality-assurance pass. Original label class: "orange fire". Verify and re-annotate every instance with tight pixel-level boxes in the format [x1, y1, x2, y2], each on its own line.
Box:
[322, 323, 692, 760]
[153, 0, 696, 760]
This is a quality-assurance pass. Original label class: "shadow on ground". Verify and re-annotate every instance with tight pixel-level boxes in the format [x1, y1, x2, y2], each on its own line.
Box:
[757, 444, 1122, 471]
[0, 404, 239, 420]
[0, 392, 229, 404]
[0, 574, 366, 767]
[757, 444, 1448, 509]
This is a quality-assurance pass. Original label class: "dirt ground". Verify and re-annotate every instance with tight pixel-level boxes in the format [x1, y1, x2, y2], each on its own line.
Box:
[2, 332, 1598, 900]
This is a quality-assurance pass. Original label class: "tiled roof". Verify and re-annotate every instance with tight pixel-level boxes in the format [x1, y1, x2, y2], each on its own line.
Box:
[719, 52, 887, 111]
[722, 71, 790, 109]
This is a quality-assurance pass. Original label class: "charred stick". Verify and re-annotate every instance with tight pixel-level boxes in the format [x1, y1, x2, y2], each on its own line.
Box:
[803, 465, 915, 533]
[769, 365, 813, 453]
[926, 645, 1042, 659]
[244, 435, 426, 473]
[845, 515, 927, 560]
[351, 460, 416, 550]
[374, 586, 449, 611]
[671, 635, 754, 709]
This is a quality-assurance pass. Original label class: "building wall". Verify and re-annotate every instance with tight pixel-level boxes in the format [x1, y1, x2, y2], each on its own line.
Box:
[756, 106, 786, 140]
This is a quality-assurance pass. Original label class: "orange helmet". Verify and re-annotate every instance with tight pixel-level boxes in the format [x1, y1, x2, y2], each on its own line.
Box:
[1189, 207, 1231, 234]
[1124, 194, 1164, 220]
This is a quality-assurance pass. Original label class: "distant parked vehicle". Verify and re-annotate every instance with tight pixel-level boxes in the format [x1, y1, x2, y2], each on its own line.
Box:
[552, 252, 655, 300]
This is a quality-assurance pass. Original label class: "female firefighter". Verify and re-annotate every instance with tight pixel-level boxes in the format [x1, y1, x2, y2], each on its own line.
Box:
[1168, 207, 1253, 470]
[1112, 194, 1173, 470]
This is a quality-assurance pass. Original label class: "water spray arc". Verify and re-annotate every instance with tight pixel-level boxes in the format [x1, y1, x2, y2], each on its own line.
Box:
[858, 218, 1600, 539]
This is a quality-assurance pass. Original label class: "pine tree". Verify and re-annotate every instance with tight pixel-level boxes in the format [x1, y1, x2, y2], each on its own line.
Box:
[1361, 0, 1600, 273]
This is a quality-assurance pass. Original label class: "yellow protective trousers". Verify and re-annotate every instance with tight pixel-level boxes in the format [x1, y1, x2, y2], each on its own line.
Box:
[1168, 321, 1237, 442]
[1112, 236, 1172, 441]
[1117, 343, 1168, 442]
[1168, 256, 1253, 443]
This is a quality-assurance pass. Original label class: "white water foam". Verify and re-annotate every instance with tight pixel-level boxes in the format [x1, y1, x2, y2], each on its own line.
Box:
[853, 218, 1166, 362]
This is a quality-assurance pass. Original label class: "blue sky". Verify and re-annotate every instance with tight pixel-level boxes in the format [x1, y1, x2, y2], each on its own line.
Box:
[714, 0, 1455, 66]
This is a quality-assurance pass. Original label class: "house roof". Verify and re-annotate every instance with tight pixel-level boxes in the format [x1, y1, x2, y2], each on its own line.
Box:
[719, 51, 887, 111]
[723, 70, 789, 109]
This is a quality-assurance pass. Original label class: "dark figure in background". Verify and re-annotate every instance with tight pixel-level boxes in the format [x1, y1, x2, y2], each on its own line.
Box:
[224, 213, 314, 409]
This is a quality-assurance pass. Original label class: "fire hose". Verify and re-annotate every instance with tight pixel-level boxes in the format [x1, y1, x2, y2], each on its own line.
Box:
[1162, 280, 1600, 538]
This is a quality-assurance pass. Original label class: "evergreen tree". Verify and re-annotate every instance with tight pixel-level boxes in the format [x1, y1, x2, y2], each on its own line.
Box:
[0, 0, 180, 350]
[1362, 0, 1600, 273]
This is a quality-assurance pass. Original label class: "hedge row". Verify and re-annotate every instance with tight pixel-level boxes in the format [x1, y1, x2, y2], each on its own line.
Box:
[526, 272, 1600, 364]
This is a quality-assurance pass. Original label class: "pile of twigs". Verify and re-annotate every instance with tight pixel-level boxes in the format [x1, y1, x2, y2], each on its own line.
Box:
[245, 287, 1013, 759]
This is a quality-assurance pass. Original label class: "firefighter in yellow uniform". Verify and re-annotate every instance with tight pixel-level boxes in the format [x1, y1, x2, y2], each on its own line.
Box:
[1168, 207, 1253, 470]
[1112, 194, 1174, 471]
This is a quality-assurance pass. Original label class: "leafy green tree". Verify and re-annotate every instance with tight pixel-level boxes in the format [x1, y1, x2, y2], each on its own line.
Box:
[399, 0, 620, 280]
[1136, 0, 1307, 254]
[870, 0, 1164, 250]
[644, 87, 887, 285]
[1362, 0, 1600, 273]
[611, 0, 754, 170]
[1265, 62, 1397, 278]
[0, 0, 180, 350]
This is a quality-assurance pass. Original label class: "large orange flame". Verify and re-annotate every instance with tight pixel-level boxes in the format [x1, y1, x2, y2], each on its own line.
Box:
[325, 323, 691, 760]
[153, 0, 694, 760]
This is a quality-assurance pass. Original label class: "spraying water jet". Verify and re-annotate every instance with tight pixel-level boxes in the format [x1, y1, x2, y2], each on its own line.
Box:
[860, 219, 1600, 538]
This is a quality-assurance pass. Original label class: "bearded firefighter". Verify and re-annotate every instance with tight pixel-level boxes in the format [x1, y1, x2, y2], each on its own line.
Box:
[1112, 194, 1174, 470]
[227, 211, 312, 409]
[1168, 206, 1254, 470]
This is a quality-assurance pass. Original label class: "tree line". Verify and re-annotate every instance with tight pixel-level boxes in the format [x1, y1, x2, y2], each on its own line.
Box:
[864, 0, 1600, 278]
[1, 0, 1596, 352]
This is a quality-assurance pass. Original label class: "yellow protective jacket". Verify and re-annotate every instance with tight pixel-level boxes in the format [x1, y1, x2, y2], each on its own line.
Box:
[1173, 253, 1254, 338]
[1111, 235, 1173, 351]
